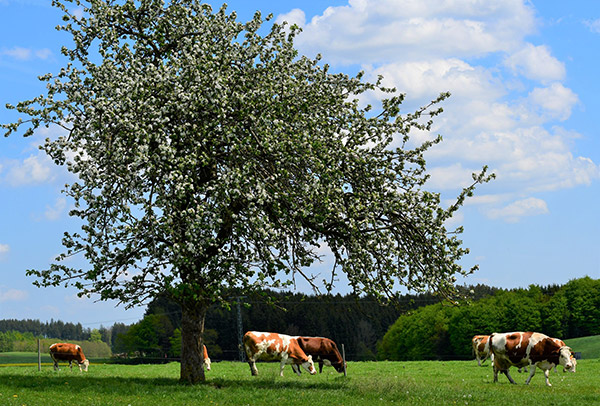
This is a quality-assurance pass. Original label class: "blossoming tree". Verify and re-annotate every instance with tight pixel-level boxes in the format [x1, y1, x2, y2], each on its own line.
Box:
[3, 0, 493, 383]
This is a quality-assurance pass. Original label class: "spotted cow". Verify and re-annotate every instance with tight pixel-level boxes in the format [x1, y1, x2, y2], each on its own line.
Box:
[490, 332, 575, 386]
[518, 338, 576, 374]
[243, 331, 316, 377]
[472, 335, 494, 366]
[202, 344, 211, 371]
[49, 343, 89, 372]
[291, 336, 346, 374]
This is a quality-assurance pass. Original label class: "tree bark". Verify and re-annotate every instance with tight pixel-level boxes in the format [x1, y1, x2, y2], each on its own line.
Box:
[180, 299, 208, 384]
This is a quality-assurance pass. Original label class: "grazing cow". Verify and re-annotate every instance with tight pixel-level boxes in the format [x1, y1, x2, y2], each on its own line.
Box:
[49, 343, 89, 372]
[518, 338, 576, 374]
[243, 331, 317, 377]
[490, 332, 574, 386]
[291, 336, 346, 374]
[471, 335, 494, 366]
[202, 344, 211, 371]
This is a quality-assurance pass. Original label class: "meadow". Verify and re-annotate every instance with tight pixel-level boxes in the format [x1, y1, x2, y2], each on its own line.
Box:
[1, 359, 598, 405]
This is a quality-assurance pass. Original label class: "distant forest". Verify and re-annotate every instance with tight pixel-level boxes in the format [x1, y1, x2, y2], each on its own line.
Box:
[1, 277, 597, 361]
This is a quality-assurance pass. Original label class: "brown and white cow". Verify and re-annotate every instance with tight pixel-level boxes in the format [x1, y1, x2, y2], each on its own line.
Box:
[489, 332, 574, 386]
[551, 338, 577, 373]
[243, 331, 317, 377]
[292, 336, 346, 374]
[49, 343, 89, 372]
[472, 335, 494, 366]
[202, 344, 211, 371]
[518, 338, 576, 374]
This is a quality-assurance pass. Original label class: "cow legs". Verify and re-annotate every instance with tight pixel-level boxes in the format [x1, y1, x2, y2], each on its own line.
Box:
[318, 360, 324, 373]
[279, 354, 290, 377]
[524, 365, 536, 385]
[543, 369, 552, 386]
[493, 365, 516, 384]
[503, 369, 517, 384]
[53, 360, 59, 371]
[248, 359, 259, 376]
[291, 364, 301, 376]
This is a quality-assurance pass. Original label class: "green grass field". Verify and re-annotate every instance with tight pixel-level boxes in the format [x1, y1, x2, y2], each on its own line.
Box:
[1, 359, 598, 405]
[565, 335, 600, 359]
[0, 352, 53, 365]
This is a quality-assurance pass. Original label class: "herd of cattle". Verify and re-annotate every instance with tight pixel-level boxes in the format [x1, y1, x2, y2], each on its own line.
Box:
[48, 330, 577, 387]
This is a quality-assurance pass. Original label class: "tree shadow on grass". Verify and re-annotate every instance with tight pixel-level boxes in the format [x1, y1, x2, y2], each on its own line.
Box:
[0, 372, 347, 394]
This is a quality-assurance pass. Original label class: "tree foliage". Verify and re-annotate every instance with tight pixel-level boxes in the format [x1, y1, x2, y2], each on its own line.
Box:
[3, 0, 492, 382]
[378, 277, 600, 361]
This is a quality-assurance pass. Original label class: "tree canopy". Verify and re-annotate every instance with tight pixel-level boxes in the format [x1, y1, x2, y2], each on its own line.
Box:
[378, 277, 600, 361]
[3, 0, 492, 383]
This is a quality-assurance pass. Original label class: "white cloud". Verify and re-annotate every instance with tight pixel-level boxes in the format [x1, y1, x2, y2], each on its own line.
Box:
[528, 83, 579, 121]
[367, 58, 502, 102]
[487, 197, 549, 223]
[2, 46, 31, 60]
[276, 8, 306, 28]
[427, 163, 478, 190]
[3, 153, 55, 186]
[35, 48, 52, 60]
[45, 197, 67, 220]
[0, 288, 28, 303]
[427, 125, 599, 194]
[504, 44, 565, 83]
[1, 46, 52, 61]
[286, 0, 536, 64]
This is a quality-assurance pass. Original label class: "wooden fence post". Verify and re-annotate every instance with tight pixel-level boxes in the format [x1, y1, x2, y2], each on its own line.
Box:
[342, 343, 347, 377]
[37, 339, 41, 371]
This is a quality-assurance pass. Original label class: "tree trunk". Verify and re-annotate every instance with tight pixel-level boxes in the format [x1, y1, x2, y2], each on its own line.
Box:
[180, 299, 208, 384]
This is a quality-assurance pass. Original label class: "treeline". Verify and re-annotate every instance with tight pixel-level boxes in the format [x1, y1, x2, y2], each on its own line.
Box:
[0, 319, 88, 341]
[378, 277, 600, 361]
[0, 318, 125, 353]
[0, 289, 445, 360]
[0, 330, 111, 357]
[2, 277, 597, 362]
[112, 289, 447, 361]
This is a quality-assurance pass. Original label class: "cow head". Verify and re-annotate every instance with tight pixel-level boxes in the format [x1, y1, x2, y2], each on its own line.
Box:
[80, 359, 90, 372]
[332, 361, 346, 373]
[563, 352, 577, 373]
[558, 346, 574, 372]
[204, 357, 211, 371]
[302, 355, 317, 375]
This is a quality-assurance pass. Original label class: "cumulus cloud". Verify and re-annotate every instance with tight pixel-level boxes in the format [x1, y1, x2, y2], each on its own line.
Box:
[275, 8, 306, 28]
[504, 44, 565, 83]
[278, 0, 598, 221]
[528, 83, 579, 121]
[487, 197, 549, 223]
[286, 0, 536, 64]
[367, 58, 502, 102]
[0, 288, 28, 303]
[427, 163, 479, 190]
[2, 153, 55, 186]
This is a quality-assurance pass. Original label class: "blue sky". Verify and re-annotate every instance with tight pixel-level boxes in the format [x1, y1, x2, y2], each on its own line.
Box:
[1, 0, 598, 329]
